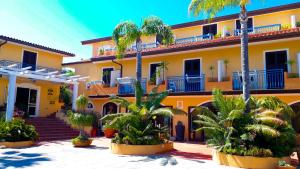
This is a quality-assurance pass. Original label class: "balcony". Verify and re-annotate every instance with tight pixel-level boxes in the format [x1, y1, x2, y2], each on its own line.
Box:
[175, 34, 213, 44]
[232, 69, 285, 90]
[167, 74, 205, 93]
[117, 77, 147, 95]
[234, 24, 281, 36]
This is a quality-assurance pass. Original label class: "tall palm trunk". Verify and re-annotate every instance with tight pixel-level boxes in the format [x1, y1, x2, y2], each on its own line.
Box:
[240, 5, 250, 113]
[136, 38, 142, 82]
[135, 37, 143, 106]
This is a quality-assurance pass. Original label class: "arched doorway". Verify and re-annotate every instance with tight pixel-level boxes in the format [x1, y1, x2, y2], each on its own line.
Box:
[153, 105, 173, 136]
[188, 101, 216, 142]
[290, 102, 300, 133]
[102, 102, 118, 116]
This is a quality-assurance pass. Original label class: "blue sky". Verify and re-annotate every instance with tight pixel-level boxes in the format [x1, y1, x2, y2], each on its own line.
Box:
[0, 0, 299, 63]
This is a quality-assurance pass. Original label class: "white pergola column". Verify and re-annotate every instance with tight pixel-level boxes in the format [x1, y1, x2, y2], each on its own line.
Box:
[5, 74, 17, 121]
[72, 83, 79, 111]
[297, 53, 300, 78]
[218, 60, 225, 82]
[291, 15, 296, 29]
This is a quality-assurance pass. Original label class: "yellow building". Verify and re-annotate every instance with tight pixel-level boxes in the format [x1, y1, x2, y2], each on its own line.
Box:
[64, 2, 300, 141]
[0, 35, 82, 120]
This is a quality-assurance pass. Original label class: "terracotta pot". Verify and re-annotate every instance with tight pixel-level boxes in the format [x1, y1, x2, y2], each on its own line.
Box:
[104, 128, 117, 138]
[277, 166, 296, 169]
[72, 139, 93, 147]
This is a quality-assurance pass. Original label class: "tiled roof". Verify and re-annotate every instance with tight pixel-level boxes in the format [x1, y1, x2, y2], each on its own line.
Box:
[0, 35, 75, 57]
[81, 2, 300, 45]
[87, 28, 300, 62]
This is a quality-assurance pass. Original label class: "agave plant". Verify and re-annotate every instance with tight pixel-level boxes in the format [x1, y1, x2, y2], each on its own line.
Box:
[192, 89, 296, 157]
[101, 84, 185, 145]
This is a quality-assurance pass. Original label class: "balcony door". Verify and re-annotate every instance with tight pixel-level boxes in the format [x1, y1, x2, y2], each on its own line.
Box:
[15, 86, 39, 117]
[203, 24, 217, 36]
[102, 67, 114, 85]
[265, 50, 287, 89]
[22, 50, 37, 71]
[184, 59, 201, 91]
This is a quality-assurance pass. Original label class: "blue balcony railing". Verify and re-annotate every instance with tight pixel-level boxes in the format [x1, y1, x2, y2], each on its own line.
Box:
[232, 69, 284, 90]
[118, 78, 147, 95]
[132, 42, 158, 50]
[234, 24, 281, 36]
[175, 34, 213, 44]
[167, 74, 205, 92]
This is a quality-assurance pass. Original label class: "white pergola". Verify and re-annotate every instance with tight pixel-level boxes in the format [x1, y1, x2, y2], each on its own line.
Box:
[0, 60, 88, 121]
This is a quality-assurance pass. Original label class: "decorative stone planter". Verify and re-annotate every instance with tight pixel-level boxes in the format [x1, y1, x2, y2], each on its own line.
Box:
[0, 141, 35, 148]
[111, 142, 174, 155]
[72, 139, 93, 147]
[213, 150, 291, 169]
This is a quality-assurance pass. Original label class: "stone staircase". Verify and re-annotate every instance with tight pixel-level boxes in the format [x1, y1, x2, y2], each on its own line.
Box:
[26, 117, 79, 142]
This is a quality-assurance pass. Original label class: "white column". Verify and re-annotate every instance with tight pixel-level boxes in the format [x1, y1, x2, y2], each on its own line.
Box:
[5, 74, 17, 121]
[218, 60, 225, 82]
[72, 83, 79, 111]
[297, 53, 300, 78]
[222, 26, 227, 38]
[291, 15, 296, 29]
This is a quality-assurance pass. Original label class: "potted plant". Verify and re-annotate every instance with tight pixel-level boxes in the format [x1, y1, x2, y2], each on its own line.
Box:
[287, 60, 298, 78]
[157, 61, 169, 84]
[68, 95, 94, 147]
[101, 85, 185, 155]
[193, 89, 296, 169]
[277, 160, 295, 169]
[98, 48, 105, 56]
[0, 119, 38, 148]
[148, 74, 156, 85]
[59, 85, 72, 112]
[103, 124, 117, 138]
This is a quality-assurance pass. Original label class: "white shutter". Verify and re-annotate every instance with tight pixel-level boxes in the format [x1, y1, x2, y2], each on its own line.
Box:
[110, 70, 121, 87]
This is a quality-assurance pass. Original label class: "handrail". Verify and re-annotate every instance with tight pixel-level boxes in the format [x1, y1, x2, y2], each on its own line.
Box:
[234, 24, 281, 35]
[232, 69, 284, 90]
[175, 34, 212, 44]
[167, 74, 205, 92]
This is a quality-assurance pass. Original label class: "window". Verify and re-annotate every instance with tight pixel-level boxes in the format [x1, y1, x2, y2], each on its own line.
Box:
[184, 59, 201, 76]
[102, 68, 114, 85]
[87, 102, 94, 110]
[236, 18, 253, 32]
[203, 24, 217, 36]
[22, 50, 37, 71]
[156, 34, 163, 44]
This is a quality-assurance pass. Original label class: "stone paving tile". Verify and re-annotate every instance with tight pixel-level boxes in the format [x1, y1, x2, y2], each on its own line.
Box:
[0, 138, 239, 169]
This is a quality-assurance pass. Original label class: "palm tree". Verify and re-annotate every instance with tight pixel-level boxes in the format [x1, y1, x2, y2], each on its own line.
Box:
[188, 0, 251, 112]
[112, 16, 174, 106]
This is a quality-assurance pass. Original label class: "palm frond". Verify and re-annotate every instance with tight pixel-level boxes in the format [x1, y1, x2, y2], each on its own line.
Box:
[112, 21, 141, 58]
[151, 108, 178, 117]
[256, 117, 286, 127]
[191, 106, 218, 120]
[100, 113, 125, 123]
[246, 124, 280, 137]
[110, 96, 131, 108]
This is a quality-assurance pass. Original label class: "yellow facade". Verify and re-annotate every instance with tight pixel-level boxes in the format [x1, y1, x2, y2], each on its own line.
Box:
[65, 4, 300, 140]
[0, 41, 69, 117]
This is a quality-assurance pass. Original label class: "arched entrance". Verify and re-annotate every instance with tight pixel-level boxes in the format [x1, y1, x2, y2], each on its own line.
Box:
[290, 102, 300, 133]
[188, 101, 216, 142]
[102, 102, 118, 116]
[153, 105, 173, 136]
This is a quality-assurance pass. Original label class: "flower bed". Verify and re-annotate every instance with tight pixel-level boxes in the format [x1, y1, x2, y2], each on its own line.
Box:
[213, 150, 290, 169]
[110, 142, 173, 155]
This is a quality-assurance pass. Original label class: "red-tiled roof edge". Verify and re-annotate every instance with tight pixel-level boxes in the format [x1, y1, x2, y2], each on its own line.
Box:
[81, 2, 300, 45]
[62, 59, 92, 66]
[0, 35, 75, 57]
[88, 28, 300, 62]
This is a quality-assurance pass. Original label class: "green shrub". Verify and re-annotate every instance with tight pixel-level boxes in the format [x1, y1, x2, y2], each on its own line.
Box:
[0, 111, 5, 122]
[67, 111, 94, 140]
[193, 89, 296, 158]
[0, 119, 38, 142]
[296, 22, 300, 28]
[101, 84, 185, 145]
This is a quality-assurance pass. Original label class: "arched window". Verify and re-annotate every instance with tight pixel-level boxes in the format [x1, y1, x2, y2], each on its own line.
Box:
[102, 102, 118, 116]
[87, 102, 94, 110]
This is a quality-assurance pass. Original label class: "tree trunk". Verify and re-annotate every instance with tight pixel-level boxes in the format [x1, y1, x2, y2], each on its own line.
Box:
[136, 38, 142, 82]
[240, 5, 251, 113]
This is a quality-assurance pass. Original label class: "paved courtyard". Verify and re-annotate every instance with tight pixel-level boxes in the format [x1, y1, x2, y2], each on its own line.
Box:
[0, 138, 239, 169]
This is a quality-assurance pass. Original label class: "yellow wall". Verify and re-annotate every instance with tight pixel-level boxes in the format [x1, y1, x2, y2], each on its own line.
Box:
[88, 8, 300, 56]
[0, 42, 66, 117]
[0, 43, 63, 70]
